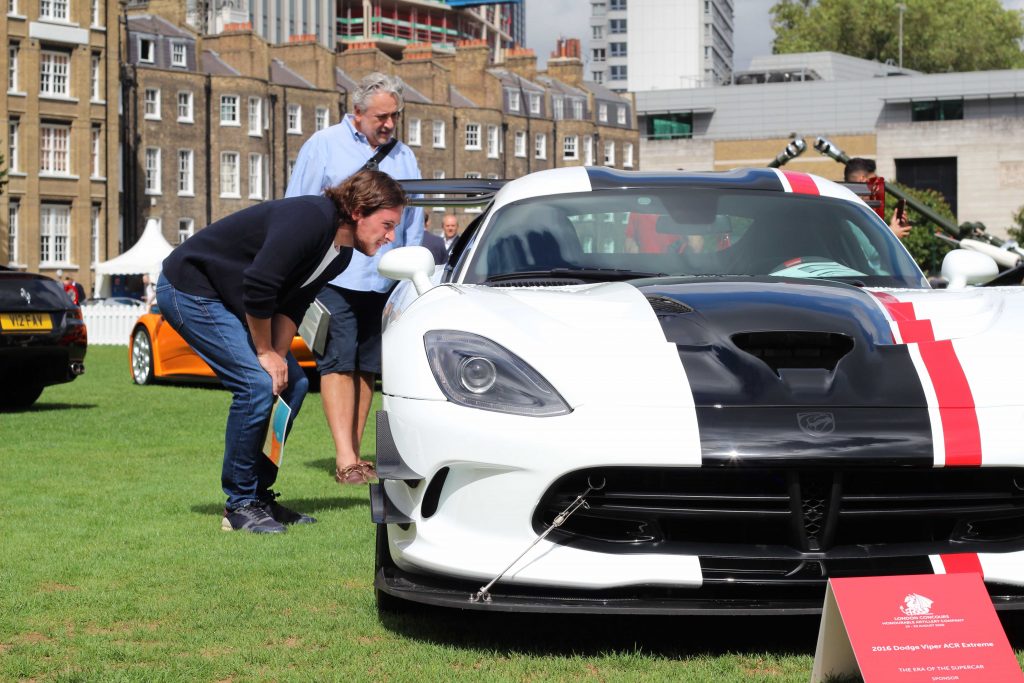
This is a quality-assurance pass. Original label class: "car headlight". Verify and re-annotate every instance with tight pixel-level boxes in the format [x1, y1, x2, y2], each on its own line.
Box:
[424, 330, 571, 417]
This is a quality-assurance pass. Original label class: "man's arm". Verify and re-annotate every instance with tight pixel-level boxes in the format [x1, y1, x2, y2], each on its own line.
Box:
[271, 313, 297, 357]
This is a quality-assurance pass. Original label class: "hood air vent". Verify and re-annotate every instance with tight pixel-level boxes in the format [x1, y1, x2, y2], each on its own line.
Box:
[645, 295, 694, 316]
[732, 331, 853, 374]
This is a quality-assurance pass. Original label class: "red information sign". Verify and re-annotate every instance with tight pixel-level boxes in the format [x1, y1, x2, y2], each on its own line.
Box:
[811, 572, 1022, 682]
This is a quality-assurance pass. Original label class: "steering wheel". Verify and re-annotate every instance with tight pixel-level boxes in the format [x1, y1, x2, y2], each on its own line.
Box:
[768, 255, 832, 274]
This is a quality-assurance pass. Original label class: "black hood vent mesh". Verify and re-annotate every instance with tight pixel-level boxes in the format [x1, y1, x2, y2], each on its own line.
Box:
[732, 331, 853, 373]
[645, 294, 694, 316]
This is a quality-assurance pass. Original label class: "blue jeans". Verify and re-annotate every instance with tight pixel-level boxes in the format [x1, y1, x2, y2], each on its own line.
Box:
[156, 275, 308, 511]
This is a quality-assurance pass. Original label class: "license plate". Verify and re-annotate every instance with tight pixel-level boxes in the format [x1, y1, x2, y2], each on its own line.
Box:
[0, 312, 53, 333]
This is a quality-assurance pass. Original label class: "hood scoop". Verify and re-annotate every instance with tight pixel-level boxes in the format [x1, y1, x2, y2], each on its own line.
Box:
[645, 294, 694, 316]
[731, 331, 853, 374]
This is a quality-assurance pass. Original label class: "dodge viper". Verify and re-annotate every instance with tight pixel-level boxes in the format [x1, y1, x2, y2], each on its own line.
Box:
[369, 166, 1024, 615]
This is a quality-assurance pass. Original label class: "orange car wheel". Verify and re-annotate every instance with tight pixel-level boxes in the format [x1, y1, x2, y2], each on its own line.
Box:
[131, 326, 154, 385]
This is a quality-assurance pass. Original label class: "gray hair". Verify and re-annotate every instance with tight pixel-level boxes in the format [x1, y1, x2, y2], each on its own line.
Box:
[352, 72, 405, 112]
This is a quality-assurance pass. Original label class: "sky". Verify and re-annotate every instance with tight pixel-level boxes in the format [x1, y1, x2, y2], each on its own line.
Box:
[525, 0, 1024, 72]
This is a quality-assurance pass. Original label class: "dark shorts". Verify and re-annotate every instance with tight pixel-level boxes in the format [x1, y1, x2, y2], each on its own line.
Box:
[314, 285, 390, 375]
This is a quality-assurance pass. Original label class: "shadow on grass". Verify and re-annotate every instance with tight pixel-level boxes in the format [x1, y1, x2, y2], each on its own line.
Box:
[5, 402, 99, 413]
[381, 608, 822, 658]
[190, 495, 366, 516]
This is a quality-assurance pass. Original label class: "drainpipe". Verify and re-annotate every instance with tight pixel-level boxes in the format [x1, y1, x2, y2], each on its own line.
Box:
[269, 91, 278, 197]
[204, 74, 213, 226]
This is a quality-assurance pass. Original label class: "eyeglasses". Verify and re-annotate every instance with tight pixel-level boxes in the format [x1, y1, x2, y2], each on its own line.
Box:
[371, 110, 402, 124]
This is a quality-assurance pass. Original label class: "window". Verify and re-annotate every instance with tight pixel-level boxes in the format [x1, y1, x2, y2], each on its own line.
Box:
[40, 123, 70, 174]
[138, 38, 154, 63]
[604, 141, 615, 166]
[247, 96, 261, 134]
[610, 19, 627, 33]
[220, 95, 239, 125]
[177, 91, 193, 122]
[8, 43, 18, 92]
[220, 152, 240, 197]
[508, 89, 520, 112]
[407, 118, 421, 146]
[465, 123, 480, 150]
[178, 218, 194, 244]
[610, 65, 628, 80]
[563, 135, 578, 160]
[171, 43, 186, 67]
[598, 103, 608, 122]
[553, 97, 563, 120]
[535, 132, 547, 160]
[287, 104, 301, 133]
[617, 106, 627, 125]
[144, 88, 160, 119]
[7, 200, 18, 265]
[91, 0, 102, 27]
[592, 25, 603, 40]
[514, 131, 526, 158]
[529, 92, 541, 115]
[593, 48, 606, 63]
[610, 0, 626, 9]
[592, 71, 604, 84]
[144, 147, 161, 194]
[583, 135, 593, 165]
[39, 204, 70, 264]
[610, 42, 626, 57]
[623, 142, 634, 168]
[9, 0, 19, 15]
[177, 149, 193, 195]
[90, 204, 100, 264]
[248, 153, 263, 199]
[644, 112, 692, 139]
[90, 53, 101, 101]
[432, 120, 445, 148]
[90, 124, 101, 177]
[573, 99, 583, 120]
[431, 169, 446, 212]
[39, 0, 68, 21]
[40, 50, 70, 97]
[315, 107, 328, 131]
[487, 125, 499, 159]
[8, 119, 19, 172]
[911, 99, 964, 122]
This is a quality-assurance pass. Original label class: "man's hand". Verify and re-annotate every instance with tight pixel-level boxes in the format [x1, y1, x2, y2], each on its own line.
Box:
[257, 350, 288, 396]
[889, 213, 912, 240]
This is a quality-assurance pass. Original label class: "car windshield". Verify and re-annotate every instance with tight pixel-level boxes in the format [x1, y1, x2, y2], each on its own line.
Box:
[462, 187, 929, 288]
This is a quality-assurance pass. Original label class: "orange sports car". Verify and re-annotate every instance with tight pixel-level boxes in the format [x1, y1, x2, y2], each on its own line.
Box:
[129, 310, 315, 385]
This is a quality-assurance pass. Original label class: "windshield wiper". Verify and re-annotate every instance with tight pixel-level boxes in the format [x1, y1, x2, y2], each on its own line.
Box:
[484, 267, 667, 284]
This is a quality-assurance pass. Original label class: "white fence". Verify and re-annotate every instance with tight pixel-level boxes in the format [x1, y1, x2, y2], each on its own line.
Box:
[82, 303, 145, 345]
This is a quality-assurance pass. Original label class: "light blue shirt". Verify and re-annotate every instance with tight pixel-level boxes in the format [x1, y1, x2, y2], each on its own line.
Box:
[285, 114, 424, 293]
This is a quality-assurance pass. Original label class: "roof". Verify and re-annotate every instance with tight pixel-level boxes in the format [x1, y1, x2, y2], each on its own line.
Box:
[95, 218, 174, 277]
[536, 75, 586, 99]
[126, 14, 195, 40]
[402, 81, 432, 104]
[449, 85, 477, 108]
[742, 52, 918, 81]
[488, 69, 545, 94]
[581, 80, 631, 104]
[270, 59, 313, 88]
[201, 50, 240, 76]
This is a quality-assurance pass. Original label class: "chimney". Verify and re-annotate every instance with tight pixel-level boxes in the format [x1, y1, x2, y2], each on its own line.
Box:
[546, 38, 583, 87]
[504, 46, 537, 82]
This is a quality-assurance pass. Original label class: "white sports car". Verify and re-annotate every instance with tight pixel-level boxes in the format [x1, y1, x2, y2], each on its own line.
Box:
[371, 166, 1024, 615]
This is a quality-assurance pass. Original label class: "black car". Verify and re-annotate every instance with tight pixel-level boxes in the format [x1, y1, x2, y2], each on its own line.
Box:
[0, 270, 87, 409]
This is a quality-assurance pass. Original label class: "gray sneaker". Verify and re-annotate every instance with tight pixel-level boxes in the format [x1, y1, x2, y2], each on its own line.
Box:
[262, 491, 316, 526]
[221, 502, 287, 534]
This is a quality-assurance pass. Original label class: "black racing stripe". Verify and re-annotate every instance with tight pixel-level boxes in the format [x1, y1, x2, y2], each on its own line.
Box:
[585, 167, 786, 192]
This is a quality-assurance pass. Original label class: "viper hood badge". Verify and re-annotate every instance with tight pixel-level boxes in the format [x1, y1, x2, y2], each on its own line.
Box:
[797, 411, 835, 436]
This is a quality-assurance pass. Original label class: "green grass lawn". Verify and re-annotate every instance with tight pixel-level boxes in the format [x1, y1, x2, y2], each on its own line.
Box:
[2, 347, 1020, 682]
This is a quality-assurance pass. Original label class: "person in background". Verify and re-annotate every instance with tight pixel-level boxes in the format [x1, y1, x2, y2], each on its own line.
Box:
[158, 170, 406, 533]
[442, 214, 459, 252]
[844, 157, 911, 240]
[420, 212, 447, 265]
[286, 72, 424, 487]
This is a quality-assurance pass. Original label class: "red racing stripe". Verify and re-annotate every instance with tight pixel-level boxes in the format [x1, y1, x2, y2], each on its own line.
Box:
[939, 553, 983, 575]
[781, 171, 819, 195]
[871, 292, 981, 467]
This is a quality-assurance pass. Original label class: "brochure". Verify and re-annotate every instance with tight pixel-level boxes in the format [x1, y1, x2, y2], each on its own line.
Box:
[263, 396, 292, 467]
[298, 299, 330, 356]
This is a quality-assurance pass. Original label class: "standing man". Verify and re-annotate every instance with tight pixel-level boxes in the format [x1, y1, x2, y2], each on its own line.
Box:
[286, 72, 423, 486]
[844, 158, 912, 240]
[442, 214, 459, 252]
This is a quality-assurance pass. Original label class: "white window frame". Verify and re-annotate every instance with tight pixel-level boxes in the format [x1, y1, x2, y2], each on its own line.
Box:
[598, 103, 608, 123]
[605, 141, 616, 166]
[432, 120, 445, 148]
[508, 89, 520, 112]
[623, 142, 634, 168]
[144, 147, 161, 195]
[177, 91, 193, 123]
[90, 204, 100, 264]
[573, 99, 584, 120]
[39, 204, 70, 265]
[617, 106, 627, 125]
[529, 92, 541, 115]
[563, 135, 578, 161]
[177, 149, 194, 196]
[464, 173, 483, 214]
[248, 153, 263, 199]
[91, 0, 102, 27]
[138, 38, 155, 64]
[465, 123, 481, 150]
[7, 200, 19, 265]
[220, 151, 240, 198]
[171, 42, 186, 68]
[584, 135, 593, 166]
[9, 0, 20, 17]
[90, 53, 101, 101]
[39, 0, 69, 22]
[553, 97, 563, 121]
[40, 50, 70, 98]
[143, 88, 161, 120]
[535, 132, 547, 160]
[90, 124, 102, 178]
[287, 104, 302, 134]
[8, 43, 19, 93]
[178, 218, 194, 245]
[40, 123, 71, 175]
[486, 125, 499, 159]
[514, 130, 526, 158]
[315, 106, 328, 131]
[431, 169, 446, 212]
[247, 96, 262, 135]
[220, 95, 240, 126]
[8, 119, 19, 173]
[407, 118, 421, 146]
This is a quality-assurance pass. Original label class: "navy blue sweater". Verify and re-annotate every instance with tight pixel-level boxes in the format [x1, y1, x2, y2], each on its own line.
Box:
[162, 196, 351, 325]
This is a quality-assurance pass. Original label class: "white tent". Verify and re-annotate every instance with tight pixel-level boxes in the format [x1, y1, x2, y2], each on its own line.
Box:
[93, 218, 174, 297]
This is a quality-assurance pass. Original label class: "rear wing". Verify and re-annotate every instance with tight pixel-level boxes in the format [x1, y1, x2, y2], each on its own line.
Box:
[398, 178, 507, 208]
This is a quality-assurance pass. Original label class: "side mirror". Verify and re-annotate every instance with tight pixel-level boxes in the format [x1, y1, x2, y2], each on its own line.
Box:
[941, 248, 999, 289]
[378, 246, 436, 295]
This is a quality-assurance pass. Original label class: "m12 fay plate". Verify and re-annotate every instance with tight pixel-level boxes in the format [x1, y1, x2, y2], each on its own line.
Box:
[0, 312, 53, 333]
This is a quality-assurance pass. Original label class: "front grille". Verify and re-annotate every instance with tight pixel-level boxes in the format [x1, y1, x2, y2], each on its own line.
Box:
[534, 467, 1024, 585]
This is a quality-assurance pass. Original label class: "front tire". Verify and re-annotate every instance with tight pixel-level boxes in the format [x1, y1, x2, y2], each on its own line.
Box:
[131, 327, 154, 385]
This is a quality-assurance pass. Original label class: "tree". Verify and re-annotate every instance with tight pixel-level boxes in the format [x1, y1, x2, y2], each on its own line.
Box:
[770, 0, 1024, 73]
[885, 183, 955, 275]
